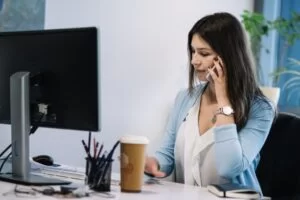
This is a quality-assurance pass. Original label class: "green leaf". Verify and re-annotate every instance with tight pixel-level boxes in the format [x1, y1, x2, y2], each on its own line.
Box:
[274, 70, 300, 77]
[288, 58, 300, 67]
[286, 85, 300, 102]
[241, 10, 300, 83]
[283, 77, 300, 90]
[271, 67, 289, 77]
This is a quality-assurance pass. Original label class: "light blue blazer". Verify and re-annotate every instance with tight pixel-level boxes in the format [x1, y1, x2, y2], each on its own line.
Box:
[154, 84, 275, 194]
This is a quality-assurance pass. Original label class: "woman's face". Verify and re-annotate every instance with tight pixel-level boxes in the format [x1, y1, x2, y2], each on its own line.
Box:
[190, 34, 218, 81]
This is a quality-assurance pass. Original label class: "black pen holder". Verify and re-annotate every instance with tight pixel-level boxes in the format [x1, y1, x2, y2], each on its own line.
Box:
[86, 158, 113, 192]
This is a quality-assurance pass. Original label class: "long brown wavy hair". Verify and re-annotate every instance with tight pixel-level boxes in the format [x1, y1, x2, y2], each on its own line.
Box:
[187, 12, 266, 130]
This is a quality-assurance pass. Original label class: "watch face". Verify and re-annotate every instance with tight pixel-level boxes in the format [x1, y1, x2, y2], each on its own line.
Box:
[223, 106, 233, 115]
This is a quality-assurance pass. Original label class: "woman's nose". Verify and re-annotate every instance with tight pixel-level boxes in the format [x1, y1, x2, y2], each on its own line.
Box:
[191, 54, 201, 65]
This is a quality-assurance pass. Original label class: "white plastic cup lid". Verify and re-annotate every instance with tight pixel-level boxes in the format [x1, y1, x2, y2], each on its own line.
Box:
[120, 135, 149, 144]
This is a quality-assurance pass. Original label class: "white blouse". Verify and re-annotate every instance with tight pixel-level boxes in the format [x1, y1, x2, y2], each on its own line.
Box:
[174, 97, 227, 186]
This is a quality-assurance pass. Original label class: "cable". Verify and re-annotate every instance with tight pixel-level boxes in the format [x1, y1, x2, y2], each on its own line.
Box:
[0, 152, 12, 174]
[0, 113, 45, 173]
[0, 120, 41, 160]
[0, 144, 12, 159]
[29, 113, 44, 135]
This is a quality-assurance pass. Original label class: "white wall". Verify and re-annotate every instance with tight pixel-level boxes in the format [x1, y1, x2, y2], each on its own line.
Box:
[0, 0, 254, 172]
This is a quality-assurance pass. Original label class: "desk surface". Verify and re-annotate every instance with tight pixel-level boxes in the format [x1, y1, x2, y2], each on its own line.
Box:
[0, 177, 231, 200]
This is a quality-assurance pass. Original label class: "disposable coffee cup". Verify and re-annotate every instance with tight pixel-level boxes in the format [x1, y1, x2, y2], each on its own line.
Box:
[120, 135, 149, 192]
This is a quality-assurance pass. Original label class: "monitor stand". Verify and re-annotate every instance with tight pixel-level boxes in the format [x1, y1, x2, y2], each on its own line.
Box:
[0, 72, 70, 186]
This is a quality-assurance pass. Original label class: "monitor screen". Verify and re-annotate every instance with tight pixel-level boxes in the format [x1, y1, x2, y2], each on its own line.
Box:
[0, 27, 99, 131]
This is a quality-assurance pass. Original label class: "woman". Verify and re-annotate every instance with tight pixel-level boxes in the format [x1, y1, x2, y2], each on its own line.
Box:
[144, 12, 275, 194]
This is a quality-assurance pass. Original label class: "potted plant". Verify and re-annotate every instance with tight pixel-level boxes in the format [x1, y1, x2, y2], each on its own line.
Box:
[241, 10, 269, 82]
[273, 58, 300, 102]
[241, 10, 300, 105]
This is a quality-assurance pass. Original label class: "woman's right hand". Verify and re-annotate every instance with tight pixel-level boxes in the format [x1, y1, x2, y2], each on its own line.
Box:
[144, 156, 166, 178]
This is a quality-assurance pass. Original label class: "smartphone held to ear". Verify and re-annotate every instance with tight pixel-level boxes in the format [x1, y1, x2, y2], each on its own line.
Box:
[206, 57, 221, 81]
[206, 65, 219, 81]
[206, 66, 215, 81]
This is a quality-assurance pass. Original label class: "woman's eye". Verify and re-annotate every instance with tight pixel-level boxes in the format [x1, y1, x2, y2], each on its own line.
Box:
[200, 52, 209, 57]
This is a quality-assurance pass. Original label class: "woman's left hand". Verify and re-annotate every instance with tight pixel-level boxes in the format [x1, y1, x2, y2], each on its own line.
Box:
[207, 57, 230, 106]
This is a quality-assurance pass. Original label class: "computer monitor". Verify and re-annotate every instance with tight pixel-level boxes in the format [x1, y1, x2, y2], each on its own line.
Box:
[0, 27, 99, 131]
[0, 27, 99, 185]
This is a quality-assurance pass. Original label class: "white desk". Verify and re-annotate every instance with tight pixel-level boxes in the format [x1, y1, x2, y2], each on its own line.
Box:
[0, 177, 232, 200]
[0, 160, 234, 200]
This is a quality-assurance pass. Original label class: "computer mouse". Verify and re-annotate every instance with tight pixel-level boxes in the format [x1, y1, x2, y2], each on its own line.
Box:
[32, 155, 54, 166]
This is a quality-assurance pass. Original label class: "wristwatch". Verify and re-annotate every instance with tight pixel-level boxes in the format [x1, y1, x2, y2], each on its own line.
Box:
[215, 106, 234, 116]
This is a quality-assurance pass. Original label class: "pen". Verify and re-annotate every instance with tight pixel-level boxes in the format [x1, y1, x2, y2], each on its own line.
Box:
[93, 138, 96, 158]
[106, 140, 120, 161]
[97, 151, 107, 168]
[81, 139, 92, 160]
[96, 143, 104, 160]
[96, 141, 120, 186]
[93, 139, 99, 158]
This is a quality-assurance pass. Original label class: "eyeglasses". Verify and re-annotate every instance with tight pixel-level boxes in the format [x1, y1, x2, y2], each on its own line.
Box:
[2, 185, 54, 198]
[2, 184, 92, 198]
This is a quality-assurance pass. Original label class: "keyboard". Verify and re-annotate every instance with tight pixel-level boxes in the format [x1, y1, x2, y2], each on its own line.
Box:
[3, 158, 120, 184]
[30, 159, 86, 181]
[32, 168, 86, 181]
[31, 165, 121, 186]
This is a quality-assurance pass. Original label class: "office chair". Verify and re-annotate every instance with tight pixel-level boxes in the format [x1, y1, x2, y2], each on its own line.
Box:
[256, 112, 300, 199]
[260, 86, 280, 106]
